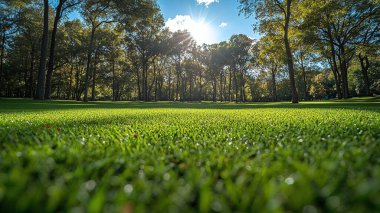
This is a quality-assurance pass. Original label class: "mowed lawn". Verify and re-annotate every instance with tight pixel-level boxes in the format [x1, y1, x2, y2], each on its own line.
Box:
[0, 98, 379, 212]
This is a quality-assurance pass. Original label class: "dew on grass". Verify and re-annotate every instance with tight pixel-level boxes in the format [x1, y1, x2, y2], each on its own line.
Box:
[285, 177, 295, 185]
[163, 173, 171, 181]
[124, 184, 133, 194]
[85, 180, 96, 191]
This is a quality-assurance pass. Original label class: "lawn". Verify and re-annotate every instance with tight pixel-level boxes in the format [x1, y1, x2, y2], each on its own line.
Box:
[0, 98, 379, 212]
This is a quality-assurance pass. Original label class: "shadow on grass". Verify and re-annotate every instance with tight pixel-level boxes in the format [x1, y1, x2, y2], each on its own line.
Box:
[0, 97, 379, 113]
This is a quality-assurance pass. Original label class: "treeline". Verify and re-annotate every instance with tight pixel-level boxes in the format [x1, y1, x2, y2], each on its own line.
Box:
[0, 0, 379, 102]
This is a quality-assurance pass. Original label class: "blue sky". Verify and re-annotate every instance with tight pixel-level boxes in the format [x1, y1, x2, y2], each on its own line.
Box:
[63, 0, 259, 45]
[157, 0, 259, 44]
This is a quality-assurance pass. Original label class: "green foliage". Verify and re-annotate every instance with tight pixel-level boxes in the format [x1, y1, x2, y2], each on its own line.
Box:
[0, 98, 379, 212]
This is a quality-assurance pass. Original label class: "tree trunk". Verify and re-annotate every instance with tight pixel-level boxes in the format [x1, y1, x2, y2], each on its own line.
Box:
[168, 69, 172, 101]
[212, 74, 217, 102]
[69, 62, 73, 100]
[0, 32, 5, 95]
[338, 45, 350, 99]
[112, 59, 116, 101]
[45, 1, 63, 99]
[271, 64, 277, 101]
[35, 0, 49, 100]
[75, 65, 80, 100]
[229, 68, 232, 102]
[284, 0, 299, 103]
[27, 44, 35, 98]
[23, 60, 28, 97]
[84, 26, 96, 102]
[189, 74, 193, 101]
[219, 72, 223, 102]
[183, 77, 187, 101]
[91, 51, 98, 101]
[136, 68, 141, 100]
[198, 66, 203, 101]
[233, 66, 238, 103]
[141, 55, 148, 101]
[359, 54, 371, 96]
[148, 60, 158, 101]
[300, 56, 308, 100]
[154, 65, 159, 101]
[327, 25, 342, 99]
[240, 70, 246, 102]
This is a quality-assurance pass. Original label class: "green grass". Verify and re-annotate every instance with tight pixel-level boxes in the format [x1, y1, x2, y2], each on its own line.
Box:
[0, 98, 379, 212]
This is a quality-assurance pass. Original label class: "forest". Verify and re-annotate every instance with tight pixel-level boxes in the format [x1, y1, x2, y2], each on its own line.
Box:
[1, 0, 379, 103]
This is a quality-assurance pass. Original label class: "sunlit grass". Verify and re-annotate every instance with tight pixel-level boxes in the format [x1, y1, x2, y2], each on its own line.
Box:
[0, 98, 379, 212]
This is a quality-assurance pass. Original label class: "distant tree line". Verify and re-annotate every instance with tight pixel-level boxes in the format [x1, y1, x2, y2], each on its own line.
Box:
[0, 0, 379, 102]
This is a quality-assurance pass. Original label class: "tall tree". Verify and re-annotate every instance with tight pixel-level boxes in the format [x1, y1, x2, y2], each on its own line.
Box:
[168, 30, 194, 101]
[125, 9, 164, 101]
[45, 0, 81, 99]
[82, 0, 113, 102]
[301, 0, 380, 98]
[35, 0, 49, 100]
[229, 34, 254, 102]
[239, 0, 299, 103]
[258, 34, 284, 101]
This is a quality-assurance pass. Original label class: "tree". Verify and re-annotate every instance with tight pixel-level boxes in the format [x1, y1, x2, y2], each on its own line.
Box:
[229, 34, 254, 102]
[125, 7, 164, 101]
[258, 35, 284, 101]
[35, 0, 49, 100]
[239, 0, 299, 103]
[45, 0, 81, 99]
[82, 0, 113, 102]
[301, 0, 380, 98]
[167, 30, 194, 101]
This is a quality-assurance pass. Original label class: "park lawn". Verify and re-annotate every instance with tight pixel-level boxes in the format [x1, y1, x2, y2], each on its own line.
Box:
[0, 98, 379, 212]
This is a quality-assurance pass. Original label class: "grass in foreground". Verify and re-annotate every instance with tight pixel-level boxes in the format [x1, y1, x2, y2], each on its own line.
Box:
[0, 98, 379, 212]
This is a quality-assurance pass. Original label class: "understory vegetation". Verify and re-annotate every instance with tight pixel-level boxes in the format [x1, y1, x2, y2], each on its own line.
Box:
[0, 98, 379, 212]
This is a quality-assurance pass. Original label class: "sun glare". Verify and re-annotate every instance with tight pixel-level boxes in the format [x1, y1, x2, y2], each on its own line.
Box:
[188, 20, 216, 45]
[166, 15, 217, 45]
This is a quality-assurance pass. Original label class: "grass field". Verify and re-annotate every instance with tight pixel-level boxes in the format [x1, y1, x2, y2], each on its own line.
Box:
[0, 98, 379, 212]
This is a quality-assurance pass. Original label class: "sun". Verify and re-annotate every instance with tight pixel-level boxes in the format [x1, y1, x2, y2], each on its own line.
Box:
[188, 20, 216, 45]
[166, 15, 217, 45]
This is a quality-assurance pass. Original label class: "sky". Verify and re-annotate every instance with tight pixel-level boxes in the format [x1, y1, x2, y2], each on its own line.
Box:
[64, 0, 259, 45]
[157, 0, 260, 45]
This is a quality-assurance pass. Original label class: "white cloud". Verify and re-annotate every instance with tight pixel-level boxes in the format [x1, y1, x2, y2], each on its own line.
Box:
[196, 0, 219, 6]
[219, 22, 228, 28]
[166, 15, 194, 32]
[165, 15, 217, 45]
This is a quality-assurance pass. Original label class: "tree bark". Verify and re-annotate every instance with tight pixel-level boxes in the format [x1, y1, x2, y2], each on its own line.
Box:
[229, 68, 232, 102]
[141, 54, 147, 101]
[27, 43, 35, 98]
[219, 72, 223, 102]
[300, 56, 308, 100]
[91, 51, 98, 101]
[168, 68, 172, 101]
[271, 64, 277, 102]
[45, 1, 64, 99]
[68, 62, 73, 100]
[0, 32, 5, 95]
[327, 25, 342, 99]
[359, 54, 371, 96]
[233, 66, 238, 103]
[136, 67, 141, 100]
[283, 0, 299, 103]
[84, 26, 96, 102]
[75, 64, 80, 100]
[212, 73, 217, 102]
[112, 59, 116, 101]
[338, 45, 350, 99]
[35, 0, 49, 100]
